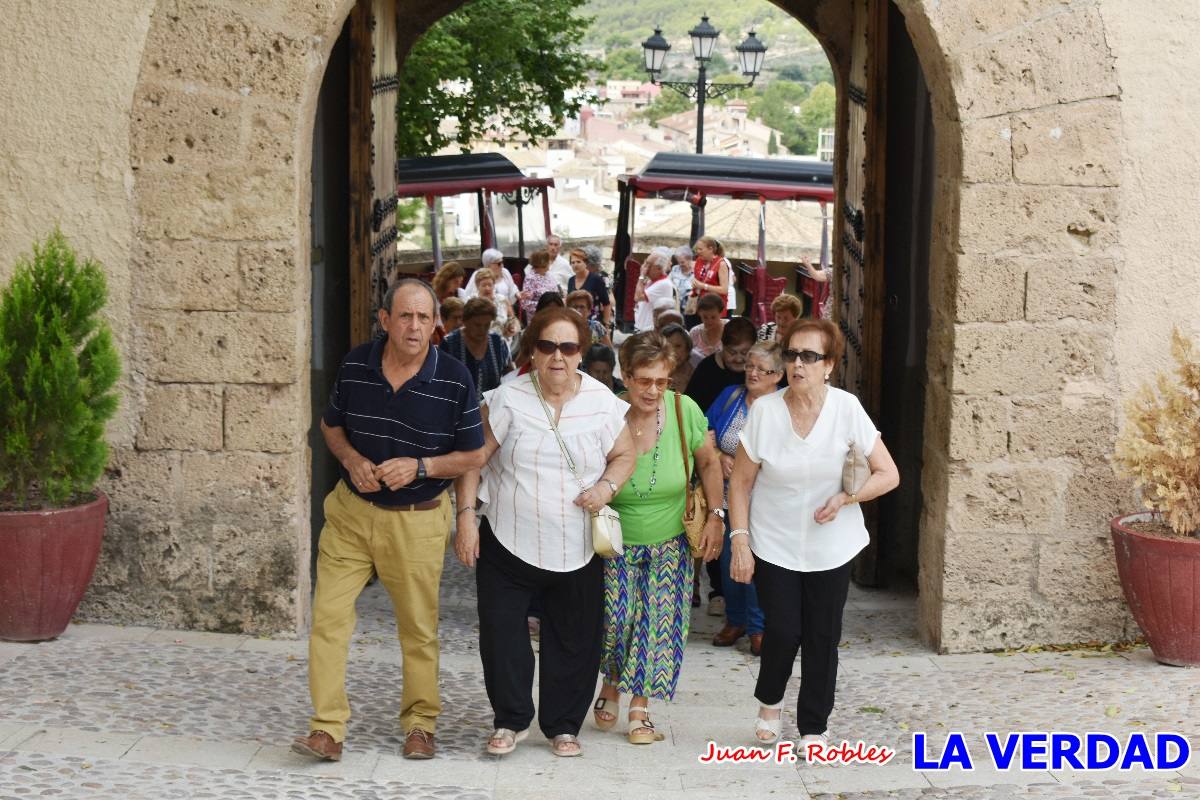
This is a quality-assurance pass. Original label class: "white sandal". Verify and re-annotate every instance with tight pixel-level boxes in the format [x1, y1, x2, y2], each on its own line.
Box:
[755, 702, 783, 744]
[486, 727, 528, 755]
[627, 705, 665, 745]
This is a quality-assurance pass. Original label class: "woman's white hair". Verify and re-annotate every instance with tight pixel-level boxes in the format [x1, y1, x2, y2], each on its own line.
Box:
[481, 248, 505, 266]
[643, 251, 670, 274]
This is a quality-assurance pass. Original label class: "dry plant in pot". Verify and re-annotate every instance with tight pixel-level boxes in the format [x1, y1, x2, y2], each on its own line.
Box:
[1110, 328, 1200, 666]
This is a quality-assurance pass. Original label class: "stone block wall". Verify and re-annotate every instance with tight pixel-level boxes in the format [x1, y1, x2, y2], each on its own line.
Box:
[80, 0, 347, 634]
[4, 0, 1193, 648]
[914, 1, 1139, 651]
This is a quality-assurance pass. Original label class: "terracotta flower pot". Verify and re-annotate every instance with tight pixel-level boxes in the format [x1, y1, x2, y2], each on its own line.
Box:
[1110, 512, 1200, 667]
[0, 493, 107, 642]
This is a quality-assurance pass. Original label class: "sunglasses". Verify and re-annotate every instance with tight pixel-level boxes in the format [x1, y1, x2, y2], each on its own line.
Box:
[534, 339, 581, 356]
[629, 376, 670, 392]
[782, 349, 826, 365]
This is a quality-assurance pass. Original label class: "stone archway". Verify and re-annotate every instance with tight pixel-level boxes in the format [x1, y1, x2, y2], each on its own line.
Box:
[95, 0, 1126, 653]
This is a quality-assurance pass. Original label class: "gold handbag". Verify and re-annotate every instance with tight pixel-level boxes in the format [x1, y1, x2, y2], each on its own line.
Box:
[674, 392, 708, 556]
[842, 439, 870, 496]
[532, 373, 623, 559]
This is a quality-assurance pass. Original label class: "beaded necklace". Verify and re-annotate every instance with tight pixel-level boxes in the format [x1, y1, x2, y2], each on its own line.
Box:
[626, 401, 664, 499]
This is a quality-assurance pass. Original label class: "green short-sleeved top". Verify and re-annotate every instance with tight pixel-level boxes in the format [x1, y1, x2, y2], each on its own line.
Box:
[609, 391, 709, 547]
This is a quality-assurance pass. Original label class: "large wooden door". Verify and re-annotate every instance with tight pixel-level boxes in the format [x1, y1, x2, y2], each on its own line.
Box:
[840, 0, 889, 586]
[349, 0, 400, 344]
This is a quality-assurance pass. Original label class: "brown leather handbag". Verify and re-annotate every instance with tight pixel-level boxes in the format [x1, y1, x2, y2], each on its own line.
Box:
[674, 392, 708, 556]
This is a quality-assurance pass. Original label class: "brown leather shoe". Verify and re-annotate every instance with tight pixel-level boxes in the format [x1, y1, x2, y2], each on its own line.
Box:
[712, 624, 745, 647]
[291, 730, 342, 761]
[403, 728, 435, 759]
[749, 633, 764, 657]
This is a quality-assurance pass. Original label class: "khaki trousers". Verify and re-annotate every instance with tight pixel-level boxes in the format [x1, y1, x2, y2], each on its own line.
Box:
[308, 481, 451, 742]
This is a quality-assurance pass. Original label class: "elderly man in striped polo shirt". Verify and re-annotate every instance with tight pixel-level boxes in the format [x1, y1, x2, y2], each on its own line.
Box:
[292, 279, 486, 763]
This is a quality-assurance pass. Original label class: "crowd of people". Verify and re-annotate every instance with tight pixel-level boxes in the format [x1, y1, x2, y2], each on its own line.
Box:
[290, 237, 899, 765]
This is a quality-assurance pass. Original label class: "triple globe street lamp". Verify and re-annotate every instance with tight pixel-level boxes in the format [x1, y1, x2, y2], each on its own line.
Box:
[641, 16, 768, 156]
[641, 16, 767, 239]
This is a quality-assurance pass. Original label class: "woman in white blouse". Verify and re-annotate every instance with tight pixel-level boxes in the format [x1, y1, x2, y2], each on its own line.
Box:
[464, 248, 520, 306]
[727, 319, 899, 747]
[633, 251, 678, 332]
[454, 306, 636, 759]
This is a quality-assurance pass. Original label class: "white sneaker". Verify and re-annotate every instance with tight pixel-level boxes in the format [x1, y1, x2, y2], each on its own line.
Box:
[707, 596, 725, 617]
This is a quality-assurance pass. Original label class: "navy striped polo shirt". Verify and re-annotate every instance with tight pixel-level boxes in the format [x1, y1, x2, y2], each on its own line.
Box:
[323, 336, 484, 506]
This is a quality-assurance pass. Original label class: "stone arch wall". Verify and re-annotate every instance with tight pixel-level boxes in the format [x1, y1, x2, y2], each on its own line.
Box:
[94, 0, 466, 634]
[902, 2, 1130, 651]
[84, 0, 1130, 650]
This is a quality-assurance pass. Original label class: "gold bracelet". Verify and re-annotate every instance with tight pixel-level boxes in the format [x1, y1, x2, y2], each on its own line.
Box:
[846, 493, 859, 504]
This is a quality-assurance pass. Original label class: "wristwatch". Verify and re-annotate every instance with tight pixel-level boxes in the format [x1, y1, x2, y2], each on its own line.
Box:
[601, 478, 618, 496]
[416, 458, 427, 480]
[710, 508, 726, 520]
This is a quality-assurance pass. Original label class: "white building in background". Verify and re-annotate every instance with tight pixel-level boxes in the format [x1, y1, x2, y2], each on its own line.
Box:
[655, 99, 783, 157]
[552, 197, 619, 239]
[818, 128, 835, 162]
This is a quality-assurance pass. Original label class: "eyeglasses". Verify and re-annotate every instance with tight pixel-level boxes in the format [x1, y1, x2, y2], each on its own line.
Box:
[782, 349, 826, 365]
[745, 364, 779, 376]
[629, 376, 670, 392]
[534, 339, 581, 357]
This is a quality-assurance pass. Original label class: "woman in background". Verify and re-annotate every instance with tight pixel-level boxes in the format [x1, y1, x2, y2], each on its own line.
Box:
[690, 236, 731, 318]
[634, 251, 677, 333]
[438, 298, 513, 401]
[706, 340, 782, 656]
[432, 261, 467, 302]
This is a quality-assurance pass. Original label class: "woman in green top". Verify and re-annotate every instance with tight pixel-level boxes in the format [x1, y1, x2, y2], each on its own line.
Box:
[592, 332, 726, 744]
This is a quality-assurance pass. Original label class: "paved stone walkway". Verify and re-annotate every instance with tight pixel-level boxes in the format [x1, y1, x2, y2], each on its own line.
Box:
[2, 551, 1198, 799]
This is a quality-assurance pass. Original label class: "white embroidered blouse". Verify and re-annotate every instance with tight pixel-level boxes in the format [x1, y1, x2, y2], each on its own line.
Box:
[480, 372, 629, 572]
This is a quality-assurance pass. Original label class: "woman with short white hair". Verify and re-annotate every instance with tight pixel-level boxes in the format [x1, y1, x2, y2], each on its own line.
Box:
[465, 248, 519, 305]
[633, 252, 677, 332]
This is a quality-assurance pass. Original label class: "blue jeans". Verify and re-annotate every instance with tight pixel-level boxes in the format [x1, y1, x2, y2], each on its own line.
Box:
[718, 517, 764, 634]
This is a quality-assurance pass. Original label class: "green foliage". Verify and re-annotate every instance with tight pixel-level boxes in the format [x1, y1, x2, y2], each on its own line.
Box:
[395, 0, 600, 156]
[798, 82, 836, 136]
[396, 199, 424, 238]
[601, 48, 646, 81]
[778, 60, 834, 85]
[0, 230, 121, 509]
[583, 0, 808, 48]
[767, 131, 778, 155]
[638, 89, 692, 126]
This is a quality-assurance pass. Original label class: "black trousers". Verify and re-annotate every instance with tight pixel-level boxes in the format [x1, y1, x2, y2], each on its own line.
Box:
[753, 557, 852, 736]
[477, 519, 603, 738]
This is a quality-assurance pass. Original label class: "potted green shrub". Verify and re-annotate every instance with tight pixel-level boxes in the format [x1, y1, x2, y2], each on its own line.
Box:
[0, 230, 120, 641]
[1110, 328, 1200, 666]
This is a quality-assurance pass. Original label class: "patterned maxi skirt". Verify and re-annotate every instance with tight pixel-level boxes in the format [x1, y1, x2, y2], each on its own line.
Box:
[600, 532, 694, 700]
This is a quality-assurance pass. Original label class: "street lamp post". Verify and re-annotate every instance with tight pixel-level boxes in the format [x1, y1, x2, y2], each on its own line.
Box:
[642, 17, 767, 240]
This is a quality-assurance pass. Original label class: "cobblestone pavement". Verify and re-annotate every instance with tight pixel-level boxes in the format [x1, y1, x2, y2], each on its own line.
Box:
[2, 551, 1198, 799]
